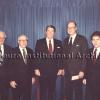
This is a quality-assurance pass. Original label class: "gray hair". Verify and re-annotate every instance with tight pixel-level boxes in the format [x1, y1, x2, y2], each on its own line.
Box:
[18, 34, 28, 41]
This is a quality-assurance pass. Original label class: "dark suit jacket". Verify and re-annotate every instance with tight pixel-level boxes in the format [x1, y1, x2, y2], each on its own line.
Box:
[85, 48, 100, 87]
[11, 47, 34, 84]
[35, 38, 63, 77]
[63, 34, 88, 77]
[0, 44, 12, 84]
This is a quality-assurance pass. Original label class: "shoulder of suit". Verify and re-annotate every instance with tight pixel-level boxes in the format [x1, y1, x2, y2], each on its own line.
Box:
[37, 38, 46, 42]
[86, 48, 93, 56]
[88, 48, 93, 52]
[12, 47, 19, 52]
[37, 38, 62, 44]
[77, 34, 87, 40]
[26, 47, 33, 51]
[63, 36, 69, 43]
[12, 47, 19, 54]
[13, 47, 33, 53]
[13, 47, 18, 49]
[4, 44, 12, 49]
[54, 39, 62, 43]
[13, 47, 33, 51]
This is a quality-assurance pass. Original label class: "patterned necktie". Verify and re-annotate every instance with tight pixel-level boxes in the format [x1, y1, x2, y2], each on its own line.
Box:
[92, 49, 97, 64]
[48, 40, 52, 54]
[22, 49, 27, 64]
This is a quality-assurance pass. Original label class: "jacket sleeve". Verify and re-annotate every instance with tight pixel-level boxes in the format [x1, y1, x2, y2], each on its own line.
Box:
[80, 37, 88, 72]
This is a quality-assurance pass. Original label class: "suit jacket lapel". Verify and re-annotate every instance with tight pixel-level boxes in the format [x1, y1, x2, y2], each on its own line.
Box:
[73, 34, 79, 46]
[44, 38, 49, 53]
[26, 47, 29, 64]
[17, 47, 25, 63]
[3, 45, 6, 61]
[3, 45, 6, 55]
[46, 38, 55, 53]
[90, 48, 100, 64]
[96, 53, 100, 62]
[53, 39, 56, 53]
[66, 37, 69, 45]
[90, 48, 93, 63]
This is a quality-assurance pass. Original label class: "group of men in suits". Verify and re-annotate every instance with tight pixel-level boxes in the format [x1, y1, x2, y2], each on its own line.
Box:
[0, 32, 35, 100]
[34, 23, 100, 100]
[35, 25, 63, 100]
[63, 21, 88, 100]
[0, 31, 12, 100]
[84, 31, 100, 100]
[0, 20, 100, 100]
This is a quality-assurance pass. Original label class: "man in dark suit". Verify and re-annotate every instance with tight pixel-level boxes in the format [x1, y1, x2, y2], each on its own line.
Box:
[84, 31, 100, 100]
[63, 21, 88, 100]
[0, 31, 12, 100]
[35, 25, 63, 100]
[10, 34, 35, 100]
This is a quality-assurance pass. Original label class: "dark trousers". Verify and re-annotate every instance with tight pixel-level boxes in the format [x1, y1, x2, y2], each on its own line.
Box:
[12, 79, 32, 100]
[0, 84, 9, 100]
[86, 83, 100, 100]
[39, 77, 56, 100]
[65, 78, 83, 100]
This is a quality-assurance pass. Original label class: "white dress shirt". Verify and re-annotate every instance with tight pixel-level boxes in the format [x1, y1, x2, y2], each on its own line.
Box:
[46, 38, 54, 52]
[0, 44, 4, 56]
[93, 47, 100, 58]
[19, 46, 27, 59]
[68, 33, 77, 44]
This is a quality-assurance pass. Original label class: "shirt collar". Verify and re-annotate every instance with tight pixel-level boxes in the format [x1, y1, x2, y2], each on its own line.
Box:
[69, 33, 77, 39]
[46, 38, 54, 42]
[94, 47, 100, 52]
[0, 44, 4, 49]
[19, 46, 26, 50]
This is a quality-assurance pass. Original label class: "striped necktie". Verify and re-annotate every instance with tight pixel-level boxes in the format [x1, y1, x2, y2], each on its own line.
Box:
[22, 49, 27, 64]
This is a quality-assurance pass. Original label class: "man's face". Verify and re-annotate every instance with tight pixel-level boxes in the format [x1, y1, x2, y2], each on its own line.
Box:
[46, 27, 55, 39]
[18, 36, 28, 48]
[92, 36, 100, 48]
[67, 22, 77, 35]
[0, 32, 5, 45]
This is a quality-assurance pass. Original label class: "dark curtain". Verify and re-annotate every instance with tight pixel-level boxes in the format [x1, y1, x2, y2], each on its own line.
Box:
[0, 0, 100, 100]
[0, 0, 100, 48]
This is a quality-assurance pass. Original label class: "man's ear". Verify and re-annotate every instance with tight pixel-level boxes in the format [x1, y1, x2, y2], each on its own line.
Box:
[18, 40, 19, 44]
[44, 31, 47, 37]
[75, 27, 77, 31]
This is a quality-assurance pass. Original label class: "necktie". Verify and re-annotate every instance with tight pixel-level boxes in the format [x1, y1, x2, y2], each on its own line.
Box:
[69, 37, 72, 46]
[48, 40, 52, 54]
[92, 49, 97, 64]
[22, 49, 27, 64]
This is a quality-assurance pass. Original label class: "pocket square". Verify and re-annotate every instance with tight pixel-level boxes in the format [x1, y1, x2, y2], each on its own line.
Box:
[76, 45, 80, 47]
[57, 46, 60, 48]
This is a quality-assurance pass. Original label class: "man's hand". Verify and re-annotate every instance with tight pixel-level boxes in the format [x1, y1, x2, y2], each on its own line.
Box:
[10, 81, 17, 88]
[78, 71, 84, 79]
[83, 79, 86, 85]
[35, 69, 41, 76]
[32, 77, 36, 84]
[62, 69, 65, 76]
[57, 69, 64, 76]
